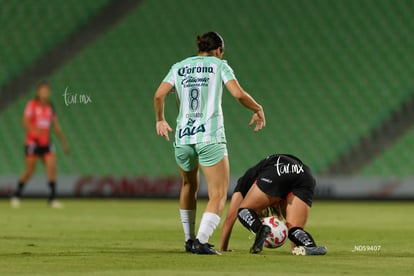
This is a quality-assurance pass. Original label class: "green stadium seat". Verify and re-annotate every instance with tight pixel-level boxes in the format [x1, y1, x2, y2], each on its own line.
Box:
[0, 0, 110, 87]
[1, 0, 413, 177]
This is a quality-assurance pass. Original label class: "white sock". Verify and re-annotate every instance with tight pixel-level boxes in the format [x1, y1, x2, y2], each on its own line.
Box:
[196, 212, 220, 244]
[179, 209, 196, 241]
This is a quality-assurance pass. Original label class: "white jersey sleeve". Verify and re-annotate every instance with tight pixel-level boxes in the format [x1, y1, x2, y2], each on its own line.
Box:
[221, 61, 236, 84]
[163, 67, 175, 86]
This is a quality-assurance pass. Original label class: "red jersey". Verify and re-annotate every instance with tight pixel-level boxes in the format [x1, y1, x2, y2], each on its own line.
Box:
[24, 99, 55, 146]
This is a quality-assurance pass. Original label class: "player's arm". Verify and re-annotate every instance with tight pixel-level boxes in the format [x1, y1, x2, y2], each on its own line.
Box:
[22, 114, 38, 133]
[220, 191, 244, 252]
[52, 117, 70, 154]
[225, 80, 265, 132]
[22, 104, 40, 134]
[154, 82, 174, 141]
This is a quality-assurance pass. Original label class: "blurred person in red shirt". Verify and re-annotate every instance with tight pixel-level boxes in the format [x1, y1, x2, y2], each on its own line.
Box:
[11, 81, 69, 208]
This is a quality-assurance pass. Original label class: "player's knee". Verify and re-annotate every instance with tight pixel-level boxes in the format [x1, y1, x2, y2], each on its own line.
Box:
[285, 220, 300, 229]
[288, 227, 317, 247]
[208, 188, 227, 202]
[207, 190, 227, 213]
[216, 194, 228, 211]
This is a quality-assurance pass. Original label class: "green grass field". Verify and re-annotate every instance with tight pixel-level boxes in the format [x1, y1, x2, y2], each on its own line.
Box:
[1, 199, 413, 275]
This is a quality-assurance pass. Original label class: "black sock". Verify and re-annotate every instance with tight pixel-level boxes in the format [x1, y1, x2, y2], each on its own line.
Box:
[48, 181, 56, 201]
[238, 208, 262, 233]
[14, 181, 25, 197]
[288, 227, 317, 247]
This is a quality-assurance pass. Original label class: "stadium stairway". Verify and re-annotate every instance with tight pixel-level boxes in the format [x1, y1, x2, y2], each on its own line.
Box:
[361, 124, 414, 176]
[323, 89, 414, 175]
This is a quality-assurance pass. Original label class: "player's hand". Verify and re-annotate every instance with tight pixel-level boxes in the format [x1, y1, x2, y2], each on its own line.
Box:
[249, 108, 266, 132]
[156, 120, 173, 141]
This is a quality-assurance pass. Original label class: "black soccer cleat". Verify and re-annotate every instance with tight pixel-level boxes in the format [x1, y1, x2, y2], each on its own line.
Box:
[250, 225, 271, 254]
[292, 246, 327, 256]
[185, 239, 194, 253]
[192, 239, 221, 255]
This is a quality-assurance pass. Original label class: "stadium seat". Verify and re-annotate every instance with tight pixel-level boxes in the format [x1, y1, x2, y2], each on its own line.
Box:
[1, 0, 413, 176]
[0, 0, 110, 88]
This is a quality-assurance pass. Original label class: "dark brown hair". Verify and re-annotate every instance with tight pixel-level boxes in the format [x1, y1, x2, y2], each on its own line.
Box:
[196, 32, 224, 53]
[34, 80, 50, 100]
[36, 80, 50, 91]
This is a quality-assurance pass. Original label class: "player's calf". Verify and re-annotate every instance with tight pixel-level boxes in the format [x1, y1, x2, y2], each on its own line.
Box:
[238, 208, 271, 254]
[288, 227, 327, 256]
[238, 208, 262, 233]
[288, 227, 316, 247]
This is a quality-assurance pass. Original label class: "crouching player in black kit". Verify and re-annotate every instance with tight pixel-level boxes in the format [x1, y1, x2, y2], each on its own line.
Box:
[220, 154, 327, 255]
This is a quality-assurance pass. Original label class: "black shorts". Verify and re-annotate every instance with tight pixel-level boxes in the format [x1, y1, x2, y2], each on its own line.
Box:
[25, 144, 54, 157]
[256, 176, 316, 207]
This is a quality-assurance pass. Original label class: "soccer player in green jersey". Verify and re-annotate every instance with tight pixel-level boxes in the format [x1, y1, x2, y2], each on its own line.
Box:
[154, 31, 265, 254]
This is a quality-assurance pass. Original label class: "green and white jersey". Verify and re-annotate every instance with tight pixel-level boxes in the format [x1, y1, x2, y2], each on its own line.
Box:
[163, 56, 236, 145]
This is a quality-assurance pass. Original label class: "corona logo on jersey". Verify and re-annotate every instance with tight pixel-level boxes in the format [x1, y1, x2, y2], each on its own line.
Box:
[178, 66, 214, 88]
[177, 65, 214, 76]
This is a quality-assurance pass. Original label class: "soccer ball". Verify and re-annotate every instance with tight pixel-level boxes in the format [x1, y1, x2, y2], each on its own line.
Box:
[262, 216, 288, 248]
